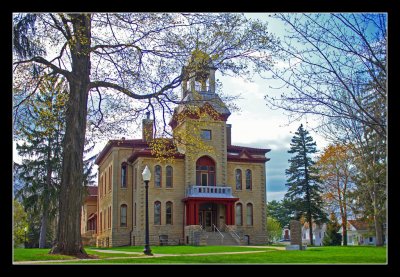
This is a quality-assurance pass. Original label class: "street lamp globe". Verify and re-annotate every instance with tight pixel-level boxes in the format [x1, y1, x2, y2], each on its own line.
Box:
[142, 165, 151, 181]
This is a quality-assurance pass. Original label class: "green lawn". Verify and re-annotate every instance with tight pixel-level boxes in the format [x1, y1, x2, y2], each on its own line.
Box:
[91, 245, 267, 254]
[13, 245, 387, 264]
[13, 248, 76, 261]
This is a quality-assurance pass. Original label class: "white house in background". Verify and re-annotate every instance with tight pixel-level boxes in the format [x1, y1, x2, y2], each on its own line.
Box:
[338, 219, 379, 245]
[301, 222, 327, 246]
[281, 222, 327, 245]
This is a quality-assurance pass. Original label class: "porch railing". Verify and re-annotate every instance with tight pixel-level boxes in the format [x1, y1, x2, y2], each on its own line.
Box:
[185, 185, 234, 198]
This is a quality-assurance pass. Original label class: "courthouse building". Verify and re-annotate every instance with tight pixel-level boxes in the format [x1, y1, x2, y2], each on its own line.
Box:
[88, 57, 271, 247]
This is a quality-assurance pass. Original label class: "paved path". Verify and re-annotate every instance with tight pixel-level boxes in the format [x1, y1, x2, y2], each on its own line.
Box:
[13, 247, 280, 264]
[238, 245, 286, 250]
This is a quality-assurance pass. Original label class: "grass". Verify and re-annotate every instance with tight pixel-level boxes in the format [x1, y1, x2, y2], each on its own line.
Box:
[13, 248, 76, 261]
[90, 245, 268, 254]
[13, 245, 387, 264]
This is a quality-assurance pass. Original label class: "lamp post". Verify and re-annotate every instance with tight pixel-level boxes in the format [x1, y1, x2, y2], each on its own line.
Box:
[142, 165, 152, 255]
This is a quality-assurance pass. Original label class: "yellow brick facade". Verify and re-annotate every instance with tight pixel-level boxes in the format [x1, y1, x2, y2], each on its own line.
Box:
[91, 62, 270, 247]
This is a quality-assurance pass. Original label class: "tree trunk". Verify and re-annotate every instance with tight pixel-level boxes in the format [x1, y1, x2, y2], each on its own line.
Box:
[50, 14, 91, 258]
[39, 208, 48, 248]
[372, 179, 383, 246]
[40, 139, 52, 248]
[308, 214, 313, 246]
[340, 199, 348, 246]
[341, 215, 347, 246]
[374, 218, 383, 246]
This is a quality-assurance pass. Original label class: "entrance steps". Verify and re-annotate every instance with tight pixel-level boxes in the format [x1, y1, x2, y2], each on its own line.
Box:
[202, 231, 242, 246]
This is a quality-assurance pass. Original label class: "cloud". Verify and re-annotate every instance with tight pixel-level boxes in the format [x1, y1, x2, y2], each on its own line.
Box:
[266, 191, 286, 202]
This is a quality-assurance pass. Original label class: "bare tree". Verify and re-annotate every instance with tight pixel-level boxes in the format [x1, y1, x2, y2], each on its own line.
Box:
[264, 13, 386, 140]
[13, 13, 276, 256]
[264, 13, 387, 246]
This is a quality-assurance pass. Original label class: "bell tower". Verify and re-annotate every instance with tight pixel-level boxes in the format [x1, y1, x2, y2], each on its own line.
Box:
[170, 50, 231, 187]
[181, 50, 217, 100]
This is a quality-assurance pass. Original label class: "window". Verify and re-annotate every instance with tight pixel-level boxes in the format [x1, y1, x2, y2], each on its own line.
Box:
[104, 209, 107, 230]
[246, 203, 253, 226]
[235, 169, 242, 190]
[159, 235, 168, 246]
[121, 163, 127, 188]
[108, 206, 111, 229]
[155, 165, 162, 188]
[99, 175, 102, 198]
[166, 201, 173, 225]
[104, 171, 107, 196]
[245, 169, 252, 190]
[99, 212, 102, 232]
[154, 201, 161, 225]
[120, 204, 127, 227]
[109, 166, 112, 191]
[236, 203, 243, 226]
[196, 156, 215, 186]
[200, 129, 212, 140]
[166, 166, 173, 188]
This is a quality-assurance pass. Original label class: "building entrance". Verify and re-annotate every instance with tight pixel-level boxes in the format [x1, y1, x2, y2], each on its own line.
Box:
[199, 203, 217, 231]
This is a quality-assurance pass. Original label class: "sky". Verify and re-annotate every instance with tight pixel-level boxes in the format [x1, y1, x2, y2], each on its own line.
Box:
[12, 13, 331, 203]
[217, 14, 330, 202]
[218, 73, 329, 202]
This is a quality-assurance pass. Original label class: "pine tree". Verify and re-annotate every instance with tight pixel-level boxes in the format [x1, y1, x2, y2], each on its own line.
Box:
[322, 212, 342, 246]
[15, 76, 97, 248]
[16, 76, 67, 248]
[285, 124, 327, 245]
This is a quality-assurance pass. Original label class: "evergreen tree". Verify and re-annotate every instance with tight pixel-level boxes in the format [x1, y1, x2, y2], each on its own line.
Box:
[285, 124, 327, 245]
[15, 76, 97, 248]
[322, 212, 342, 246]
[15, 76, 67, 248]
[267, 199, 293, 228]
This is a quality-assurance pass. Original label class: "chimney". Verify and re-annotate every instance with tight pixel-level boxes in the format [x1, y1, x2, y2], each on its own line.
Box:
[142, 112, 153, 142]
[226, 124, 232, 146]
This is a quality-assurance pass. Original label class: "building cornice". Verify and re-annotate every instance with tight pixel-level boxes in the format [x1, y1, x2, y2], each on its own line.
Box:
[95, 139, 148, 165]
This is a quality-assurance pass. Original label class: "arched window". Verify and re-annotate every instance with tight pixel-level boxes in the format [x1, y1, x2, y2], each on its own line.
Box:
[166, 201, 173, 225]
[236, 203, 243, 226]
[120, 204, 127, 227]
[104, 171, 107, 195]
[109, 165, 112, 191]
[99, 175, 102, 198]
[104, 208, 107, 230]
[155, 165, 162, 188]
[235, 169, 242, 190]
[246, 203, 253, 226]
[108, 206, 111, 229]
[99, 211, 102, 232]
[196, 156, 215, 186]
[245, 169, 252, 190]
[121, 163, 127, 188]
[154, 201, 161, 225]
[166, 166, 173, 188]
